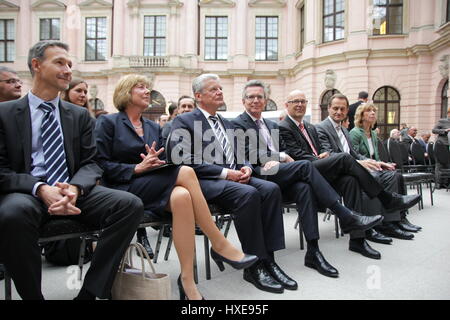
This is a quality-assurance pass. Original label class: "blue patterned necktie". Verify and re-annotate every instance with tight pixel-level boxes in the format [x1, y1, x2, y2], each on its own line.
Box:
[209, 115, 236, 170]
[39, 102, 70, 186]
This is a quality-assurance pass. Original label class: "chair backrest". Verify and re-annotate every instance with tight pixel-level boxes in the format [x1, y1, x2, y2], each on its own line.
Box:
[388, 140, 404, 169]
[434, 141, 450, 165]
[410, 141, 426, 165]
[427, 142, 435, 165]
[377, 138, 391, 163]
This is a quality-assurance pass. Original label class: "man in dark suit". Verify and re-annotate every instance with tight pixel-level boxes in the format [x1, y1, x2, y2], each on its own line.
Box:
[169, 74, 295, 294]
[232, 80, 383, 278]
[316, 94, 421, 237]
[0, 66, 23, 282]
[347, 91, 368, 130]
[279, 90, 421, 259]
[0, 41, 144, 300]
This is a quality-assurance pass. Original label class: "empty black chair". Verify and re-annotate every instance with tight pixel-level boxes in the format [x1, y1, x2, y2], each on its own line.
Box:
[427, 142, 436, 165]
[377, 138, 391, 163]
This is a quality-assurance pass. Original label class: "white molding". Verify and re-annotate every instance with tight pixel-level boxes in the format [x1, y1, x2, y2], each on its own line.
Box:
[31, 0, 66, 11]
[0, 0, 20, 12]
[78, 0, 113, 9]
[128, 0, 183, 9]
[248, 0, 286, 8]
[199, 0, 235, 7]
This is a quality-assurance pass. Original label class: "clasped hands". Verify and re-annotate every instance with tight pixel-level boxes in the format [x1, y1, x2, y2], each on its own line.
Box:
[226, 166, 252, 184]
[134, 142, 166, 175]
[358, 159, 396, 171]
[37, 182, 81, 216]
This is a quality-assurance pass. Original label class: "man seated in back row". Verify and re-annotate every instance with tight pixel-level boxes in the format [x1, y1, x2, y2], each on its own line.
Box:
[279, 90, 421, 260]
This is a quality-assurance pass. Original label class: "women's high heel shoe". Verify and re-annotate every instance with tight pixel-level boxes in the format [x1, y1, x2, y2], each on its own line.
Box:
[210, 248, 258, 272]
[177, 275, 205, 300]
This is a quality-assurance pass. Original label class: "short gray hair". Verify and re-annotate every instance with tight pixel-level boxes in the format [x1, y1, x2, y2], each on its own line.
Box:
[0, 66, 17, 76]
[242, 80, 269, 100]
[27, 40, 69, 77]
[192, 73, 220, 95]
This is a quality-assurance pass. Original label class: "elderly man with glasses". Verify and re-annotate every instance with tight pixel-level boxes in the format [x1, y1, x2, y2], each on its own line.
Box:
[0, 66, 23, 102]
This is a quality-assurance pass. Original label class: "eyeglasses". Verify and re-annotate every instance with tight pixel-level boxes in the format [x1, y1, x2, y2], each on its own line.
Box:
[287, 99, 308, 105]
[245, 95, 265, 101]
[0, 78, 23, 85]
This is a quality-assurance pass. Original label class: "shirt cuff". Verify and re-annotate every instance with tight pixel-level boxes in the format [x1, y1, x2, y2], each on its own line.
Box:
[219, 168, 228, 180]
[279, 152, 287, 162]
[33, 182, 47, 198]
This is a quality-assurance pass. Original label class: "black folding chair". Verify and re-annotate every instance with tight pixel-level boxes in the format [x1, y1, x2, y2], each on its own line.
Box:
[434, 141, 450, 191]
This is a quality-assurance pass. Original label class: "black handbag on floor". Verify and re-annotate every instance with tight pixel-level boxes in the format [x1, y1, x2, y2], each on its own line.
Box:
[43, 239, 94, 266]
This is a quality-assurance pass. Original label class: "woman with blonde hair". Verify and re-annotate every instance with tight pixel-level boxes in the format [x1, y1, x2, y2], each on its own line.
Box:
[349, 103, 380, 160]
[94, 74, 257, 300]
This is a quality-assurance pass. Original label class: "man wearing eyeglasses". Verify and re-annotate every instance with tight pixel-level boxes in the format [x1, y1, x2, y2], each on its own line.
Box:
[0, 66, 23, 102]
[232, 80, 384, 278]
[279, 90, 421, 260]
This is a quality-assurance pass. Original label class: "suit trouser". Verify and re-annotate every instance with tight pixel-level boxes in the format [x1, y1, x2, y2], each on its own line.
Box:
[262, 160, 340, 241]
[0, 186, 143, 300]
[204, 178, 284, 260]
[365, 170, 403, 222]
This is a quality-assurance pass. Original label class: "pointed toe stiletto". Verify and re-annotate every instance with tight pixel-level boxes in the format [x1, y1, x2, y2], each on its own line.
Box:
[177, 275, 205, 300]
[210, 248, 259, 271]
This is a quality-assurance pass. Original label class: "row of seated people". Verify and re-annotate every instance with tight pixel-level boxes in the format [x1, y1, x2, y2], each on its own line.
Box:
[0, 40, 421, 300]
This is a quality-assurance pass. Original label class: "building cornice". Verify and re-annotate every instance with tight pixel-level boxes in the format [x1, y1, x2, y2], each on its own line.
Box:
[0, 0, 20, 12]
[31, 0, 66, 11]
[78, 0, 112, 10]
[199, 0, 235, 7]
[248, 0, 286, 8]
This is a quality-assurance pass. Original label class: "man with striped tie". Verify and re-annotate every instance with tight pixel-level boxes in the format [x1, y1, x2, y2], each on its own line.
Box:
[0, 41, 144, 300]
[170, 74, 296, 294]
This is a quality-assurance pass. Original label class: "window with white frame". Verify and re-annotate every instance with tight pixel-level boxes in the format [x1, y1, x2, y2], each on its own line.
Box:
[372, 0, 403, 35]
[40, 18, 60, 41]
[322, 0, 345, 42]
[144, 16, 166, 57]
[255, 16, 278, 61]
[0, 19, 15, 62]
[85, 17, 107, 61]
[205, 16, 228, 60]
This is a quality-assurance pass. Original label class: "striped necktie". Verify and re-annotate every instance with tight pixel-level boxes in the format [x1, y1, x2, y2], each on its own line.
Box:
[299, 122, 318, 156]
[39, 102, 70, 186]
[336, 125, 350, 154]
[255, 119, 274, 151]
[209, 115, 236, 169]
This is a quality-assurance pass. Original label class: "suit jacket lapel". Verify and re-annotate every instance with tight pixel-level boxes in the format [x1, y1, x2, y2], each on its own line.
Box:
[59, 100, 75, 175]
[15, 95, 32, 172]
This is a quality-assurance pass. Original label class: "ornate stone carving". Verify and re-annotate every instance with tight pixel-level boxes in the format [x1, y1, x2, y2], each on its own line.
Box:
[324, 69, 337, 89]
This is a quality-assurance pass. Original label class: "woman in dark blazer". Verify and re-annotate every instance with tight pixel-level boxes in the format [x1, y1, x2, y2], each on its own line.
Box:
[349, 103, 380, 160]
[95, 74, 257, 300]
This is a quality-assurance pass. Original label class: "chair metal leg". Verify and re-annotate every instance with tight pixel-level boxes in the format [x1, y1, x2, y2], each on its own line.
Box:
[224, 217, 232, 238]
[193, 247, 198, 284]
[164, 232, 172, 261]
[77, 236, 86, 282]
[334, 215, 340, 238]
[204, 235, 211, 280]
[430, 181, 434, 206]
[153, 225, 165, 263]
[5, 272, 12, 300]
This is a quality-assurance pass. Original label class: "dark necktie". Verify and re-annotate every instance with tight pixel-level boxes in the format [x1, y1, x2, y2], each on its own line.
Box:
[299, 122, 318, 156]
[209, 116, 236, 170]
[39, 102, 69, 186]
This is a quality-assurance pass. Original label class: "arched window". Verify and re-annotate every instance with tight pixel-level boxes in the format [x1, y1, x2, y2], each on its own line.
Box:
[373, 86, 401, 141]
[142, 90, 166, 121]
[265, 99, 278, 111]
[320, 89, 340, 120]
[442, 80, 449, 119]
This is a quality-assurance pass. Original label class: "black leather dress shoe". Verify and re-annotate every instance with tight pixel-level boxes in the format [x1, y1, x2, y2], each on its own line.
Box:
[375, 222, 414, 240]
[349, 239, 381, 259]
[383, 193, 421, 213]
[304, 250, 339, 278]
[243, 262, 284, 294]
[263, 260, 298, 290]
[397, 217, 422, 232]
[365, 228, 392, 245]
[339, 213, 384, 234]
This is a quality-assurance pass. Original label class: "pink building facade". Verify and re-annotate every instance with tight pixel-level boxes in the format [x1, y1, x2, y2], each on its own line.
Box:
[1, 0, 449, 138]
